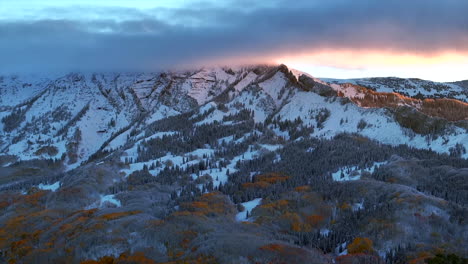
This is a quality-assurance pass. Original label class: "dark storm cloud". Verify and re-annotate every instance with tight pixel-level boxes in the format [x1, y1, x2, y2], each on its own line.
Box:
[1, 0, 467, 72]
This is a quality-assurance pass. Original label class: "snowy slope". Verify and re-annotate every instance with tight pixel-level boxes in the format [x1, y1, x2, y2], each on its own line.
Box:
[0, 74, 53, 107]
[322, 77, 468, 102]
[1, 64, 467, 173]
[276, 90, 468, 157]
[0, 68, 269, 167]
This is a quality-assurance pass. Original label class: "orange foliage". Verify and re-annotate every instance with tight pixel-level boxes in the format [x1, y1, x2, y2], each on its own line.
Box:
[257, 191, 331, 233]
[408, 253, 434, 264]
[280, 212, 326, 232]
[146, 219, 164, 227]
[347, 237, 375, 254]
[242, 181, 271, 189]
[387, 177, 398, 183]
[174, 251, 184, 258]
[21, 190, 48, 207]
[179, 230, 198, 249]
[54, 209, 109, 241]
[342, 83, 468, 121]
[80, 252, 157, 264]
[305, 214, 325, 227]
[0, 206, 106, 263]
[259, 243, 287, 252]
[301, 192, 324, 204]
[339, 203, 351, 210]
[0, 200, 10, 210]
[200, 192, 216, 198]
[0, 192, 18, 208]
[171, 211, 201, 217]
[260, 199, 289, 210]
[294, 185, 310, 192]
[255, 173, 289, 184]
[336, 253, 383, 264]
[90, 222, 105, 230]
[10, 239, 33, 258]
[242, 173, 290, 189]
[159, 255, 217, 264]
[190, 201, 209, 209]
[60, 223, 74, 232]
[99, 210, 142, 221]
[176, 192, 233, 218]
[282, 212, 303, 232]
[351, 135, 370, 143]
[122, 252, 157, 264]
[408, 258, 427, 264]
[80, 261, 99, 264]
[241, 221, 259, 226]
[0, 215, 27, 249]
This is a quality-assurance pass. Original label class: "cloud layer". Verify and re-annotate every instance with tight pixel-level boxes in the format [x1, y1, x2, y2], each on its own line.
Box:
[1, 0, 467, 73]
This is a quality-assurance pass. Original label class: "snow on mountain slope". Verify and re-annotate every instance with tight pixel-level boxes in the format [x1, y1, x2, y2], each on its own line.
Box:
[1, 73, 143, 166]
[236, 198, 262, 221]
[195, 85, 277, 125]
[332, 162, 387, 181]
[322, 77, 468, 102]
[234, 71, 257, 92]
[235, 88, 276, 123]
[276, 90, 468, 157]
[324, 80, 468, 122]
[259, 71, 291, 107]
[0, 67, 281, 166]
[187, 67, 238, 104]
[0, 64, 467, 171]
[0, 74, 52, 108]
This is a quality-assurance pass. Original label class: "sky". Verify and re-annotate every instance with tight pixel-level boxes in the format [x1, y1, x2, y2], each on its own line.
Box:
[1, 0, 467, 81]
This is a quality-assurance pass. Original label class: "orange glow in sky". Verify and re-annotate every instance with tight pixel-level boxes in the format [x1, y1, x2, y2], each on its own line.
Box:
[274, 50, 468, 82]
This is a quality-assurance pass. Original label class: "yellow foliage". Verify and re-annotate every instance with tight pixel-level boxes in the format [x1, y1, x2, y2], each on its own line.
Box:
[339, 203, 351, 210]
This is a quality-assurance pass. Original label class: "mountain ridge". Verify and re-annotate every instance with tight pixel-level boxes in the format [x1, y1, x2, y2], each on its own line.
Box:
[1, 64, 467, 169]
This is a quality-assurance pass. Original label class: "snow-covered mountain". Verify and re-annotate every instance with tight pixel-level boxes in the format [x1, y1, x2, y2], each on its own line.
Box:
[1, 65, 467, 263]
[1, 65, 466, 169]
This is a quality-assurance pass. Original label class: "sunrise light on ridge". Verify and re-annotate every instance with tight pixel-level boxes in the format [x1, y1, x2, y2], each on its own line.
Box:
[276, 50, 468, 81]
